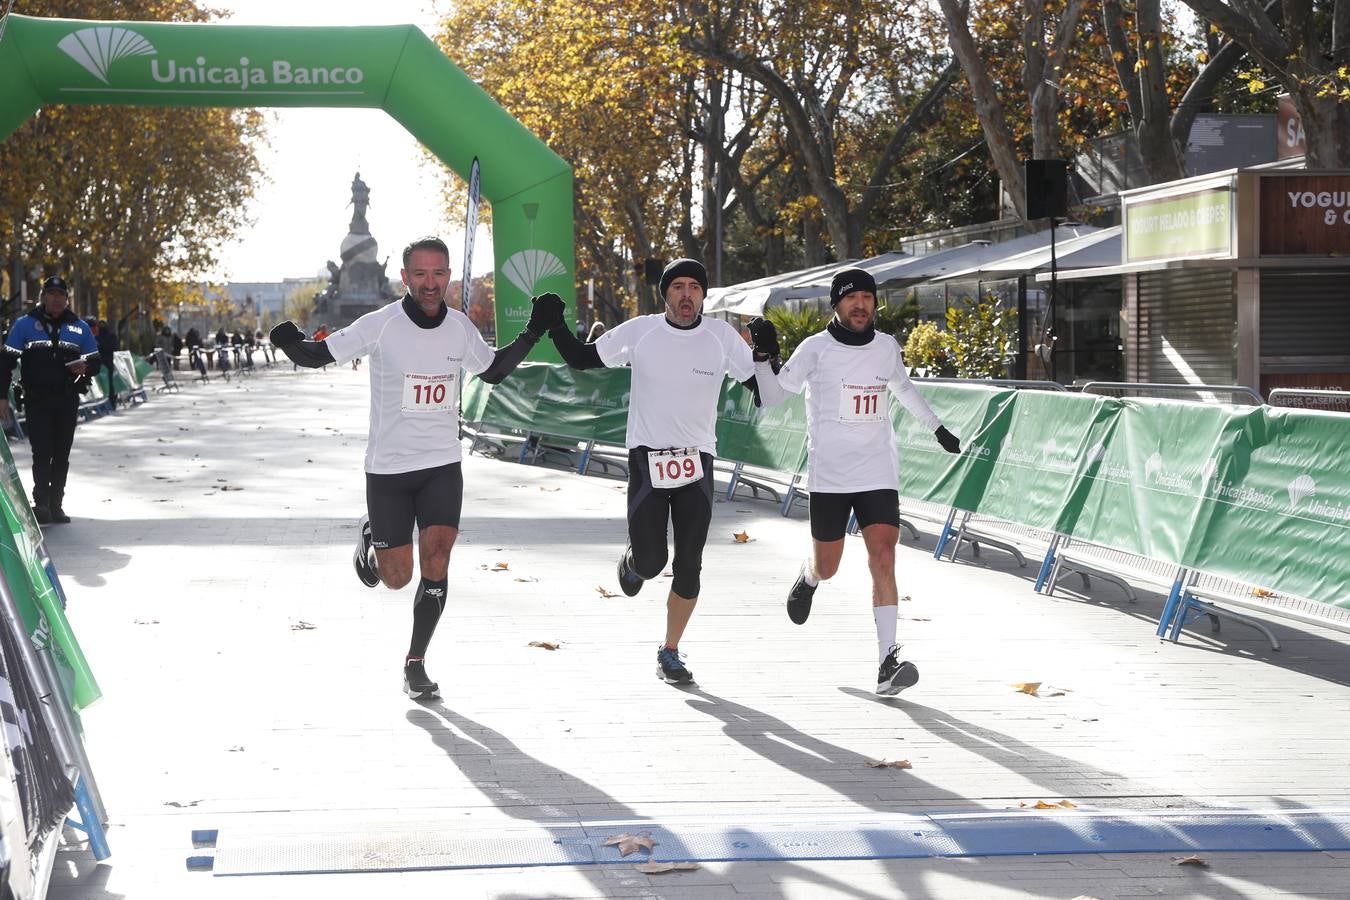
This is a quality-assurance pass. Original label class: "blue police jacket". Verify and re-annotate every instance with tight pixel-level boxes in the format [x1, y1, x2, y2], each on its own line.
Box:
[2, 307, 101, 400]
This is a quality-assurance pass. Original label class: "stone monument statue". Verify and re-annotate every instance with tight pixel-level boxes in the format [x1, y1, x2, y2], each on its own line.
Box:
[312, 171, 398, 326]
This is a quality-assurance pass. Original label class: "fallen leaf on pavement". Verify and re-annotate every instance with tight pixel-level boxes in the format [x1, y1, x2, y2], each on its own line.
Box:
[290, 621, 317, 631]
[900, 594, 912, 602]
[1013, 682, 1069, 697]
[164, 800, 201, 808]
[1174, 855, 1209, 867]
[604, 833, 656, 857]
[1252, 587, 1274, 598]
[493, 562, 510, 571]
[528, 641, 560, 651]
[633, 861, 698, 874]
[864, 758, 912, 769]
[1057, 799, 1077, 808]
[540, 486, 561, 492]
[732, 531, 751, 542]
[597, 586, 618, 598]
[513, 576, 538, 583]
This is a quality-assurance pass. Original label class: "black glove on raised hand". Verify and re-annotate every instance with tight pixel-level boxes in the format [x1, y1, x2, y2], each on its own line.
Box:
[269, 320, 306, 348]
[934, 425, 961, 454]
[526, 292, 566, 338]
[746, 317, 780, 361]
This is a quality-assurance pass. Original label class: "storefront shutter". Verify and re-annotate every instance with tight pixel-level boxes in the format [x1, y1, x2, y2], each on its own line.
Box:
[1135, 269, 1236, 384]
[1259, 271, 1350, 360]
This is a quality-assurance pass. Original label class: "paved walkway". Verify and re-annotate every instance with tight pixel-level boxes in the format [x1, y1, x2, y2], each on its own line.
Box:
[22, 364, 1350, 898]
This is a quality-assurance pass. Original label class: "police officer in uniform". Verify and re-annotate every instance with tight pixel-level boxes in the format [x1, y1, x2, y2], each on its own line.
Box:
[0, 276, 100, 524]
[750, 268, 961, 695]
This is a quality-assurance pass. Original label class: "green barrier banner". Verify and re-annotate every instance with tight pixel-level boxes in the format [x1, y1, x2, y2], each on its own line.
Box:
[1068, 399, 1235, 565]
[715, 381, 808, 476]
[469, 364, 1350, 613]
[894, 384, 1012, 510]
[1, 14, 575, 359]
[1182, 407, 1350, 605]
[966, 390, 1123, 533]
[0, 437, 100, 709]
[533, 366, 629, 444]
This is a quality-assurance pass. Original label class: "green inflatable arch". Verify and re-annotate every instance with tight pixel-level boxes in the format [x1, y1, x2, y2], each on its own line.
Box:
[0, 14, 574, 353]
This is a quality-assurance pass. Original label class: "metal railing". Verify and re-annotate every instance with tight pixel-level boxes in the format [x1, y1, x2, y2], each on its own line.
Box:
[1080, 381, 1264, 406]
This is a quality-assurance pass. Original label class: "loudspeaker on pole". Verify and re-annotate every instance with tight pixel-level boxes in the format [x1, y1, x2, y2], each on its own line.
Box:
[1024, 159, 1068, 220]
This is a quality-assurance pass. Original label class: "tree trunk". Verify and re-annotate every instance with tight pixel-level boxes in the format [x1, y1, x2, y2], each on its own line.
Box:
[1134, 0, 1183, 183]
[1296, 89, 1350, 168]
[938, 0, 1028, 221]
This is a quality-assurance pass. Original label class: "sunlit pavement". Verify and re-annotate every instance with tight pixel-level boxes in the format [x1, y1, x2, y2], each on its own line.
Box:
[28, 364, 1350, 899]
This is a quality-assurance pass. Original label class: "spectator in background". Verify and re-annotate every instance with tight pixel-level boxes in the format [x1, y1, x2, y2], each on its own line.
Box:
[0, 276, 100, 524]
[215, 326, 228, 346]
[156, 326, 175, 357]
[313, 323, 331, 341]
[185, 327, 206, 377]
[96, 319, 119, 409]
[586, 320, 607, 342]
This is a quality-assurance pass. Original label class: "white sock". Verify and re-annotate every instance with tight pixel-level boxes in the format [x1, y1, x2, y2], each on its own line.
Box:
[802, 559, 819, 588]
[874, 605, 898, 665]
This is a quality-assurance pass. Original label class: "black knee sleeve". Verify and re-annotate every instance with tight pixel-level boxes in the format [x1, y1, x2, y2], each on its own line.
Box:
[670, 564, 701, 600]
[629, 543, 668, 581]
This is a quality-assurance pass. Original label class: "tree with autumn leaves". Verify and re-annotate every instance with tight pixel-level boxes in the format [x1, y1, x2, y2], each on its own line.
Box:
[0, 0, 263, 348]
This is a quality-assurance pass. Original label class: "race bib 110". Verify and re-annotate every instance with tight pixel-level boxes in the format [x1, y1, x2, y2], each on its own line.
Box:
[402, 372, 457, 413]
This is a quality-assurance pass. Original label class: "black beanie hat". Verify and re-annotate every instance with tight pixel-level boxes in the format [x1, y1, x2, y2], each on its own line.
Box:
[830, 268, 877, 307]
[659, 258, 709, 296]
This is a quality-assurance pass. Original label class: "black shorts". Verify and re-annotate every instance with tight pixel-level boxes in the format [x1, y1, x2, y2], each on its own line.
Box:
[808, 489, 900, 542]
[365, 462, 464, 549]
[626, 447, 715, 599]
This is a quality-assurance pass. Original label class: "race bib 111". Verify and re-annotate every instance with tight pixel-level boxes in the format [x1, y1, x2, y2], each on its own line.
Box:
[838, 382, 886, 423]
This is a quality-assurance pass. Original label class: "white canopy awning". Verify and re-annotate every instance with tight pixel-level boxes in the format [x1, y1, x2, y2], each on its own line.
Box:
[703, 260, 857, 316]
[934, 225, 1120, 282]
[703, 226, 1102, 318]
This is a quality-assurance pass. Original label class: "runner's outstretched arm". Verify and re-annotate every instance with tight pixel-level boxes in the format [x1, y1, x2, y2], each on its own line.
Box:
[269, 321, 334, 368]
[478, 324, 546, 384]
[537, 292, 604, 369]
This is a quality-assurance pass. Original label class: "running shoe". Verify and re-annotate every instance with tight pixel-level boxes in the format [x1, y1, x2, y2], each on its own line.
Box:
[353, 514, 379, 588]
[656, 646, 694, 685]
[876, 646, 919, 696]
[786, 569, 817, 624]
[617, 546, 643, 597]
[403, 658, 440, 700]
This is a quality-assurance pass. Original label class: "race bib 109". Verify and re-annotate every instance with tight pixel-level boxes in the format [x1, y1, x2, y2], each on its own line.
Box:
[402, 372, 457, 413]
[838, 382, 886, 423]
[648, 448, 703, 489]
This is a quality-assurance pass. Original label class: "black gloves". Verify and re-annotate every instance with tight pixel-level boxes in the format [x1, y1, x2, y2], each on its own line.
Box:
[527, 292, 566, 338]
[269, 320, 305, 348]
[935, 425, 961, 454]
[746, 317, 780, 362]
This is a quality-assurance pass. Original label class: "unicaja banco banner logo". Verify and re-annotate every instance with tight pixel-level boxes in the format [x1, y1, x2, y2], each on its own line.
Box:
[58, 27, 156, 84]
[57, 26, 368, 92]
